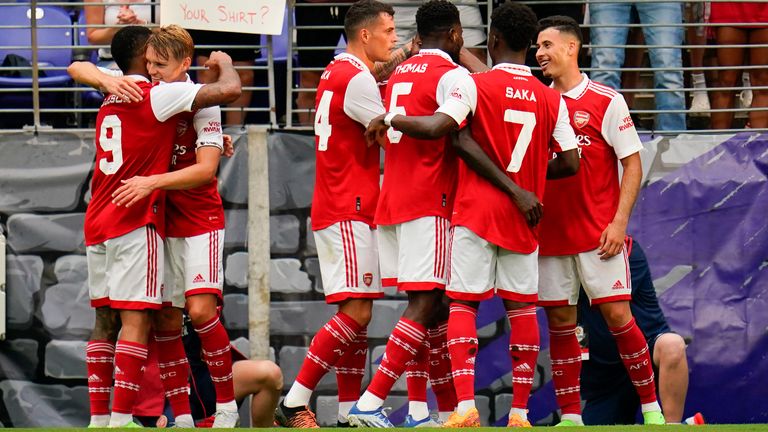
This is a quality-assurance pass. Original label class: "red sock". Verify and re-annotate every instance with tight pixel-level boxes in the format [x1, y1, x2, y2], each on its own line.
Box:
[548, 325, 582, 415]
[86, 340, 115, 416]
[111, 341, 148, 414]
[507, 306, 540, 410]
[154, 330, 192, 416]
[296, 312, 363, 390]
[367, 318, 427, 400]
[447, 303, 478, 403]
[336, 329, 368, 403]
[406, 339, 429, 403]
[610, 318, 657, 404]
[429, 322, 457, 412]
[194, 316, 235, 403]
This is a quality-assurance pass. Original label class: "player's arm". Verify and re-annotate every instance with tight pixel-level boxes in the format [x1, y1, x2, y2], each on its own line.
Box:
[547, 97, 580, 179]
[191, 51, 242, 110]
[112, 107, 224, 207]
[459, 47, 490, 73]
[373, 40, 415, 83]
[599, 95, 644, 260]
[454, 127, 543, 227]
[67, 61, 143, 102]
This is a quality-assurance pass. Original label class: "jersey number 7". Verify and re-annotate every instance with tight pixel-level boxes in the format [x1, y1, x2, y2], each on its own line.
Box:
[504, 109, 536, 173]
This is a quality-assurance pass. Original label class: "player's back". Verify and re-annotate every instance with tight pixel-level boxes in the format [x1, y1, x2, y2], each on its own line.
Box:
[311, 54, 381, 231]
[376, 49, 465, 226]
[453, 64, 563, 253]
[85, 80, 178, 245]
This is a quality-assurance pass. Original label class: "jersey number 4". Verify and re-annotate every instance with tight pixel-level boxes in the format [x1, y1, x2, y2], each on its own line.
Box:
[504, 109, 536, 173]
[315, 90, 334, 151]
[98, 114, 123, 175]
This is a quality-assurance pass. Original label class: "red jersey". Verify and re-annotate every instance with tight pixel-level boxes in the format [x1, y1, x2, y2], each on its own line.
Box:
[85, 77, 202, 245]
[165, 105, 225, 238]
[311, 53, 384, 230]
[375, 49, 468, 225]
[438, 64, 578, 253]
[538, 75, 643, 255]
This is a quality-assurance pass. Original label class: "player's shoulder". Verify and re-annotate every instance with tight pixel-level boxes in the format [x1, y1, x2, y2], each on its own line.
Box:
[585, 80, 621, 102]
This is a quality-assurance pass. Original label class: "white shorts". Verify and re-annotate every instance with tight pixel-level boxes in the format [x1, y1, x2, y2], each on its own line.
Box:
[538, 246, 632, 307]
[378, 216, 451, 291]
[87, 225, 163, 310]
[447, 226, 538, 302]
[313, 220, 382, 304]
[163, 229, 225, 309]
[392, 1, 487, 47]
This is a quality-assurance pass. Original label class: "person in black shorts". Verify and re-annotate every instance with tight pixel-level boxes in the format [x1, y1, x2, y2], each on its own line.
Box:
[578, 237, 704, 425]
[188, 29, 262, 126]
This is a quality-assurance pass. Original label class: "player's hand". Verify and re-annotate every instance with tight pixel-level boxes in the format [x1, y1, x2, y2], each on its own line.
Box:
[222, 134, 235, 157]
[598, 221, 626, 260]
[409, 36, 421, 56]
[512, 188, 543, 227]
[102, 76, 143, 102]
[365, 114, 389, 147]
[112, 176, 157, 208]
[205, 51, 234, 70]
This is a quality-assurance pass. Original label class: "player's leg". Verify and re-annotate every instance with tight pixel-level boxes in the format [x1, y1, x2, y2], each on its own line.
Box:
[710, 26, 747, 129]
[652, 333, 688, 423]
[539, 255, 584, 426]
[335, 299, 373, 424]
[582, 247, 663, 425]
[86, 244, 120, 427]
[231, 359, 284, 427]
[105, 225, 163, 427]
[404, 336, 431, 426]
[427, 301, 456, 423]
[279, 221, 378, 427]
[498, 247, 540, 428]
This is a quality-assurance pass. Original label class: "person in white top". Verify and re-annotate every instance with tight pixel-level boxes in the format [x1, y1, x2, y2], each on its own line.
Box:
[85, 0, 154, 68]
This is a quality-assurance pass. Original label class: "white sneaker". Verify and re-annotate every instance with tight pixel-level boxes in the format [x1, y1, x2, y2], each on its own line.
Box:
[212, 410, 240, 428]
[739, 89, 753, 109]
[690, 92, 711, 115]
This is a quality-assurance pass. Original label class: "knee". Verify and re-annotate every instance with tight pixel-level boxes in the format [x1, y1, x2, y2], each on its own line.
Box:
[340, 299, 373, 327]
[657, 334, 687, 367]
[187, 303, 216, 326]
[546, 307, 576, 328]
[92, 307, 120, 341]
[265, 362, 284, 392]
[153, 307, 182, 332]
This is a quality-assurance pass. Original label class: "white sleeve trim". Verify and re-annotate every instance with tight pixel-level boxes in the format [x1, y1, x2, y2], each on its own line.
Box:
[343, 71, 385, 127]
[193, 106, 223, 151]
[552, 97, 579, 152]
[149, 82, 204, 122]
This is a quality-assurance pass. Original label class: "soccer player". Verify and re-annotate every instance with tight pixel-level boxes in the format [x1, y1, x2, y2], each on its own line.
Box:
[273, 0, 397, 428]
[534, 15, 665, 426]
[75, 26, 241, 428]
[578, 237, 705, 426]
[346, 1, 468, 427]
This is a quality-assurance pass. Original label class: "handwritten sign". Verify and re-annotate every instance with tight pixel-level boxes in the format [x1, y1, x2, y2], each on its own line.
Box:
[161, 0, 286, 35]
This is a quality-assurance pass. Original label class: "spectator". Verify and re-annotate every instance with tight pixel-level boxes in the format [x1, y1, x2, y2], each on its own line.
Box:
[188, 29, 262, 126]
[686, 2, 710, 114]
[709, 2, 768, 129]
[589, 1, 687, 131]
[577, 237, 705, 426]
[84, 0, 154, 69]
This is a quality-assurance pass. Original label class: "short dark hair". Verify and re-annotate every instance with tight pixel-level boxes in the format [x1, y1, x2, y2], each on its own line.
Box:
[416, 0, 460, 38]
[344, 0, 395, 37]
[490, 2, 538, 52]
[538, 15, 583, 48]
[111, 26, 152, 73]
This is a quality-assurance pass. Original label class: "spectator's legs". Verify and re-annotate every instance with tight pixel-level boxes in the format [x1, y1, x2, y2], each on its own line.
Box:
[652, 333, 688, 423]
[232, 360, 284, 427]
[621, 26, 645, 110]
[196, 57, 255, 126]
[711, 27, 747, 129]
[637, 1, 686, 131]
[686, 2, 710, 113]
[748, 28, 768, 128]
[588, 2, 632, 89]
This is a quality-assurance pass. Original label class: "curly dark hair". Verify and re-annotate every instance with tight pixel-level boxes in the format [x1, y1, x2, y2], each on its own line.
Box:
[538, 15, 583, 48]
[490, 2, 538, 52]
[416, 0, 460, 38]
[111, 26, 151, 73]
[344, 0, 395, 37]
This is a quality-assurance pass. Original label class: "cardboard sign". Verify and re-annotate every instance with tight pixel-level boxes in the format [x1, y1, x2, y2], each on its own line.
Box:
[161, 0, 286, 35]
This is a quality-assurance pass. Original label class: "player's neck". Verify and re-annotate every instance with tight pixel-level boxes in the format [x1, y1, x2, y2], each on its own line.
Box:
[552, 66, 584, 94]
[493, 51, 526, 67]
[346, 45, 374, 72]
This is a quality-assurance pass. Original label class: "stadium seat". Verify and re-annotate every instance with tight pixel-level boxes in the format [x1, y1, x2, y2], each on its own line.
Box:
[40, 255, 93, 340]
[72, 10, 104, 113]
[5, 213, 85, 253]
[0, 338, 39, 381]
[4, 254, 43, 330]
[44, 340, 87, 379]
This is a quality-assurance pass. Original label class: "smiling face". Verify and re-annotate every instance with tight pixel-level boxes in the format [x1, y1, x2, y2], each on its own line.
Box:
[536, 27, 576, 79]
[145, 45, 190, 83]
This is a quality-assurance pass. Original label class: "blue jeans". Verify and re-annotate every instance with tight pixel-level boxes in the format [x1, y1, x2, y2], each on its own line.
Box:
[589, 2, 686, 131]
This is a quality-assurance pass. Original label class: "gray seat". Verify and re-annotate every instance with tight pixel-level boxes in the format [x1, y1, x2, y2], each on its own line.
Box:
[368, 301, 407, 338]
[45, 340, 87, 379]
[225, 252, 248, 289]
[5, 255, 43, 329]
[0, 381, 89, 427]
[222, 293, 249, 330]
[40, 255, 94, 340]
[6, 213, 85, 253]
[267, 133, 315, 210]
[271, 258, 312, 294]
[217, 129, 249, 205]
[271, 214, 300, 254]
[223, 209, 247, 249]
[493, 393, 513, 425]
[270, 301, 336, 335]
[305, 218, 317, 255]
[230, 337, 276, 363]
[475, 395, 491, 426]
[0, 338, 39, 380]
[278, 346, 336, 391]
[303, 257, 323, 293]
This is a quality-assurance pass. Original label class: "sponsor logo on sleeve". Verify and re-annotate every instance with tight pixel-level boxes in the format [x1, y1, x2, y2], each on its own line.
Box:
[619, 115, 635, 132]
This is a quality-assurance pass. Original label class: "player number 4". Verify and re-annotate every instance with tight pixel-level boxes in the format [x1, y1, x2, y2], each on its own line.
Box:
[315, 90, 334, 151]
[504, 109, 536, 173]
[98, 114, 123, 175]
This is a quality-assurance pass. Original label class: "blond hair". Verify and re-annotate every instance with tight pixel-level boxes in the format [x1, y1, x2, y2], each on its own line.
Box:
[147, 24, 194, 61]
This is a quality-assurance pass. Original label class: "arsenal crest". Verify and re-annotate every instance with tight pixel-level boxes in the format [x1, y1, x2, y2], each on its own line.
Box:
[176, 119, 189, 136]
[363, 272, 373, 287]
[573, 111, 590, 129]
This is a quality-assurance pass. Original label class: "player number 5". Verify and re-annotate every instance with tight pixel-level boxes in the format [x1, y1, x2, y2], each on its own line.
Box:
[387, 82, 413, 144]
[98, 114, 123, 175]
[504, 109, 536, 173]
[315, 90, 333, 151]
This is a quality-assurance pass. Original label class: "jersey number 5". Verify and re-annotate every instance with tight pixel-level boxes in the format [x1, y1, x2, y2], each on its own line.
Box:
[98, 114, 123, 175]
[386, 82, 413, 144]
[504, 109, 536, 173]
[315, 90, 333, 151]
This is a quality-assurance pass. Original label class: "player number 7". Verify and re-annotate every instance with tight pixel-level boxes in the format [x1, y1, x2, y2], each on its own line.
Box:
[504, 109, 536, 173]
